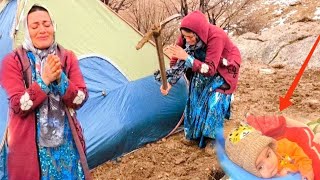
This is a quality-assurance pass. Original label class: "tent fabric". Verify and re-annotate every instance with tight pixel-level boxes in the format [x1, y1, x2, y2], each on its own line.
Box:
[0, 0, 11, 15]
[14, 0, 169, 81]
[0, 88, 8, 180]
[78, 56, 188, 168]
[0, 1, 14, 179]
[0, 0, 16, 61]
[215, 128, 301, 180]
[0, 89, 7, 140]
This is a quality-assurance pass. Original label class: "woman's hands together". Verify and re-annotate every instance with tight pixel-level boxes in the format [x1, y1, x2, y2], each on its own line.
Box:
[165, 45, 188, 60]
[41, 54, 62, 85]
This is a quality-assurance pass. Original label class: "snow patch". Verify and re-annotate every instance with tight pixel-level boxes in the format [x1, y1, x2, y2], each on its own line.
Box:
[272, 10, 297, 26]
[313, 7, 320, 20]
[273, 9, 283, 15]
[264, 0, 301, 6]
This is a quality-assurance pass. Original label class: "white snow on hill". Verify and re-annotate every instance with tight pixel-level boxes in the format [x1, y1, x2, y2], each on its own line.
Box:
[264, 0, 301, 6]
[313, 7, 320, 20]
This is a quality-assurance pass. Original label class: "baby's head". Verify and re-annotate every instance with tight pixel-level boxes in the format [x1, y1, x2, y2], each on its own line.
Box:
[225, 125, 278, 178]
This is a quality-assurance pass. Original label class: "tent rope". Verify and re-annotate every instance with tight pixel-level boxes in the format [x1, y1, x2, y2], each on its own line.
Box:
[165, 114, 184, 139]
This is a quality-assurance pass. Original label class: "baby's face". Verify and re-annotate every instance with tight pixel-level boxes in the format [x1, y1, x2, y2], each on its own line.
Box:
[255, 146, 278, 178]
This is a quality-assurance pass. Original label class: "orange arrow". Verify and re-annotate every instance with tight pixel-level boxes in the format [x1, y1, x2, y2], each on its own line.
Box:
[279, 35, 320, 111]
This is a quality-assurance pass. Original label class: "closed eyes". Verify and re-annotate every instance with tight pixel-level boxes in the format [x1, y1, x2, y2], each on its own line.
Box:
[30, 21, 52, 29]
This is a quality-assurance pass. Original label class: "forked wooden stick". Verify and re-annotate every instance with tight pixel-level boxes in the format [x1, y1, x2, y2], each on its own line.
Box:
[136, 14, 181, 90]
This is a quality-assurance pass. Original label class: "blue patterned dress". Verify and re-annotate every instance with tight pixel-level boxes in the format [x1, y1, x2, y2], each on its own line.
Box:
[184, 73, 231, 148]
[0, 138, 7, 179]
[155, 41, 232, 148]
[28, 52, 85, 179]
[182, 46, 232, 148]
[36, 117, 85, 179]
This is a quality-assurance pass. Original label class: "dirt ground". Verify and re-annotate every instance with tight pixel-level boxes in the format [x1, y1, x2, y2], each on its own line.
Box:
[91, 60, 320, 179]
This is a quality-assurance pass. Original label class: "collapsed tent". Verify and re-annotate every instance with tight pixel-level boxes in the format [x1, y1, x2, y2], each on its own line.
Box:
[78, 56, 188, 168]
[0, 0, 188, 176]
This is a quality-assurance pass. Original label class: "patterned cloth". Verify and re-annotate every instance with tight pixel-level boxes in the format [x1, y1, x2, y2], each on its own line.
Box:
[37, 117, 85, 180]
[0, 140, 7, 179]
[154, 37, 204, 85]
[29, 52, 84, 179]
[184, 74, 231, 148]
[27, 51, 66, 147]
[154, 60, 186, 85]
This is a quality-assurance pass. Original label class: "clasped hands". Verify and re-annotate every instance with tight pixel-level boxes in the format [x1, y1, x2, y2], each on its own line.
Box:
[164, 44, 188, 60]
[41, 54, 62, 85]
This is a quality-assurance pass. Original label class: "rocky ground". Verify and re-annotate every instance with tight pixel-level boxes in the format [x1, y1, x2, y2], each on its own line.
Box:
[91, 60, 320, 179]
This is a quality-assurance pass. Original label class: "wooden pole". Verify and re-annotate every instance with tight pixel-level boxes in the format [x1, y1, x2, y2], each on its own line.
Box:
[152, 25, 168, 89]
[136, 14, 182, 91]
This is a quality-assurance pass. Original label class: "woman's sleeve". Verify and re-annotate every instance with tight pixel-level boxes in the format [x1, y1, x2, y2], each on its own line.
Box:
[0, 53, 48, 117]
[191, 34, 224, 76]
[61, 51, 88, 110]
[170, 57, 178, 67]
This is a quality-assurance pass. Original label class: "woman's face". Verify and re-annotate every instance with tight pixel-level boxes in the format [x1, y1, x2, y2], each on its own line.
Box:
[27, 10, 54, 49]
[181, 30, 197, 45]
[255, 146, 278, 178]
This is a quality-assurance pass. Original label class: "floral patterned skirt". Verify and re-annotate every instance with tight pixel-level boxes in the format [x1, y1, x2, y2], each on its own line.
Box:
[184, 73, 232, 148]
[37, 117, 84, 180]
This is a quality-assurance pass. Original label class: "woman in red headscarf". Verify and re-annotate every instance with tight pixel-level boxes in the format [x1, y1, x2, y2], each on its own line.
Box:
[160, 10, 241, 148]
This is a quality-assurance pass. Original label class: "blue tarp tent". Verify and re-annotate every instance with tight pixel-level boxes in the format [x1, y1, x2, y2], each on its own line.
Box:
[0, 0, 16, 60]
[78, 56, 188, 168]
[0, 88, 8, 180]
[0, 1, 16, 177]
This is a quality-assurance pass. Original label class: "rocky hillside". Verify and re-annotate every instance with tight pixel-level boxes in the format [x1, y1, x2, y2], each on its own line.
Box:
[234, 0, 320, 68]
